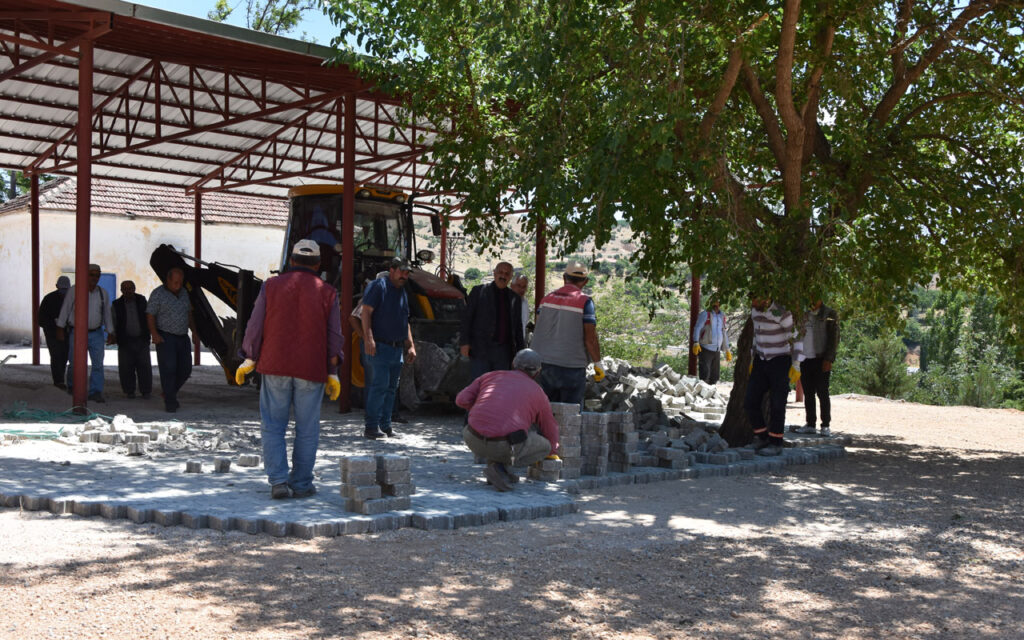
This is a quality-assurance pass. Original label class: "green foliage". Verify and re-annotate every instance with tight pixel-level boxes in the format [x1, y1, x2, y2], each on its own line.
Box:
[846, 329, 915, 400]
[324, 0, 1024, 346]
[208, 0, 317, 36]
[591, 278, 687, 367]
[462, 267, 483, 283]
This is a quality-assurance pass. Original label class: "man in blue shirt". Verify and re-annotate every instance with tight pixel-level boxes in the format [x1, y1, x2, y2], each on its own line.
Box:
[359, 258, 418, 439]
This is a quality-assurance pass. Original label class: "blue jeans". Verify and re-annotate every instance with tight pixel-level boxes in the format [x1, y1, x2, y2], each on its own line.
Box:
[260, 374, 324, 491]
[365, 342, 403, 431]
[66, 328, 106, 395]
[538, 363, 586, 406]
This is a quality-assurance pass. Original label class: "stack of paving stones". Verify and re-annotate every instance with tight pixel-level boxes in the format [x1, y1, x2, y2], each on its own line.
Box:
[340, 454, 414, 515]
[582, 358, 727, 431]
[579, 411, 610, 476]
[550, 402, 582, 480]
[606, 411, 640, 472]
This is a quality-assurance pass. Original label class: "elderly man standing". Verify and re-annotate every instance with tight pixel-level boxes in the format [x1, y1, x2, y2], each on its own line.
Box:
[111, 280, 152, 399]
[459, 261, 524, 380]
[692, 299, 732, 385]
[147, 267, 195, 413]
[38, 275, 71, 389]
[360, 258, 417, 439]
[55, 264, 113, 402]
[457, 349, 560, 491]
[236, 239, 343, 499]
[509, 274, 531, 343]
[530, 261, 604, 405]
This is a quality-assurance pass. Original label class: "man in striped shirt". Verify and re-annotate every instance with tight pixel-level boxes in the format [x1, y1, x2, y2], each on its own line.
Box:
[745, 296, 803, 456]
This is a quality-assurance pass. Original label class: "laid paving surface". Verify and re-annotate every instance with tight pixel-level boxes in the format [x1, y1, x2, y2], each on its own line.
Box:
[0, 355, 849, 539]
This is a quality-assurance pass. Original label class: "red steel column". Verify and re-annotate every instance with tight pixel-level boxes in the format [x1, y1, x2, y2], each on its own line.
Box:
[688, 272, 700, 376]
[71, 40, 93, 410]
[193, 191, 202, 365]
[534, 215, 546, 312]
[338, 92, 356, 412]
[438, 224, 448, 281]
[30, 175, 40, 365]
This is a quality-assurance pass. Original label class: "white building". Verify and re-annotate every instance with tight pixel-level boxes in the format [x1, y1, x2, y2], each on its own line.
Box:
[0, 177, 287, 342]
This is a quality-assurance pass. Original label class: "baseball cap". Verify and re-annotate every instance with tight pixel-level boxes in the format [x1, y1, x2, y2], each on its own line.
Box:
[292, 239, 320, 258]
[564, 260, 589, 278]
[388, 257, 411, 271]
[512, 348, 542, 374]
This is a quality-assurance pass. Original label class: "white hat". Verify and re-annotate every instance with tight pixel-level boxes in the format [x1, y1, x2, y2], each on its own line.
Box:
[293, 239, 320, 258]
[564, 260, 589, 278]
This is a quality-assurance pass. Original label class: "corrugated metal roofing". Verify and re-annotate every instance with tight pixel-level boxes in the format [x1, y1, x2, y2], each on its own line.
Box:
[0, 176, 287, 225]
[0, 0, 450, 207]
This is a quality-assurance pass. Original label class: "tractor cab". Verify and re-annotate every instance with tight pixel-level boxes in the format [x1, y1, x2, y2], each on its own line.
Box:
[284, 185, 409, 289]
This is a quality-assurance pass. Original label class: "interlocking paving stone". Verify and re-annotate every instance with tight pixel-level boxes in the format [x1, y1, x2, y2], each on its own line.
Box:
[1, 409, 847, 539]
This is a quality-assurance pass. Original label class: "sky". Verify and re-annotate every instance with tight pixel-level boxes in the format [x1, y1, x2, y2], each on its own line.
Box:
[133, 0, 344, 46]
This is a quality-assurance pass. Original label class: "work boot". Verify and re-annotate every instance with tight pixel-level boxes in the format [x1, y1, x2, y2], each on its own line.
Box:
[363, 428, 384, 440]
[484, 462, 513, 492]
[291, 486, 317, 499]
[271, 483, 290, 499]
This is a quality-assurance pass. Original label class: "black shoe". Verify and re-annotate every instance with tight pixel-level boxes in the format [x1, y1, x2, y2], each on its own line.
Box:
[271, 483, 290, 499]
[54, 382, 67, 391]
[382, 427, 397, 438]
[752, 436, 771, 451]
[140, 393, 151, 400]
[484, 462, 513, 492]
[126, 392, 136, 399]
[363, 428, 384, 440]
[88, 392, 106, 403]
[291, 486, 317, 499]
[165, 401, 179, 413]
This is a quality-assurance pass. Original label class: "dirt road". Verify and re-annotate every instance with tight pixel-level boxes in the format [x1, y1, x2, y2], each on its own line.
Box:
[2, 394, 1023, 639]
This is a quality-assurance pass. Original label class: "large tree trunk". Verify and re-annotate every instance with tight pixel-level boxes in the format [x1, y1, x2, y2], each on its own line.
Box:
[720, 317, 754, 447]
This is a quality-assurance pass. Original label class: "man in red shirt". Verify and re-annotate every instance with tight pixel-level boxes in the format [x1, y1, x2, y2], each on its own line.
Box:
[457, 349, 560, 491]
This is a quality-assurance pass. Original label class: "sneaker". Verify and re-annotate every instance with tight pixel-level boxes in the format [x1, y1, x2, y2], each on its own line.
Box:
[819, 426, 831, 437]
[270, 483, 290, 499]
[363, 428, 384, 440]
[794, 424, 816, 434]
[756, 445, 783, 457]
[484, 462, 513, 492]
[291, 486, 317, 499]
[88, 392, 106, 403]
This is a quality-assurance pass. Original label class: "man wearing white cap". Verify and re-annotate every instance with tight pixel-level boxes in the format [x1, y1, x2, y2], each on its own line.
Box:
[236, 239, 344, 499]
[530, 260, 604, 405]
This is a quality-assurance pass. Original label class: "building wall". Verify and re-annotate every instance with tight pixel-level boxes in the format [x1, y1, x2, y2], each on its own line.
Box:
[0, 208, 285, 342]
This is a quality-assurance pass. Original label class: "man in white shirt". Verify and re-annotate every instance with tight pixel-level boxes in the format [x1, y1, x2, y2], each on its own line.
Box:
[56, 263, 114, 402]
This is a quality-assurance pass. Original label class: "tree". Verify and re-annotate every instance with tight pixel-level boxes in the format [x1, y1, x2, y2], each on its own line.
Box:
[208, 0, 317, 36]
[326, 0, 1024, 441]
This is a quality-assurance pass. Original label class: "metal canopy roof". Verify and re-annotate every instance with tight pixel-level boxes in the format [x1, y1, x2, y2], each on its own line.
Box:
[0, 0, 444, 201]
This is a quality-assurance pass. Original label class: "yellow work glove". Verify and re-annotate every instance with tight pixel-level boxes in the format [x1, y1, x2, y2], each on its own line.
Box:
[725, 350, 733, 363]
[235, 358, 256, 385]
[691, 344, 701, 356]
[592, 363, 605, 382]
[325, 374, 341, 401]
[788, 366, 801, 385]
[545, 454, 561, 461]
[748, 361, 753, 375]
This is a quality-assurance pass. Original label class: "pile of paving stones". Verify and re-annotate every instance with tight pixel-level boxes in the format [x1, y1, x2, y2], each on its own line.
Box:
[339, 454, 414, 514]
[583, 357, 728, 430]
[57, 414, 256, 457]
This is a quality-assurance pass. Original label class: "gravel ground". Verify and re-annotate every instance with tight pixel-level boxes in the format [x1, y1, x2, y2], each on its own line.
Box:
[2, 357, 1024, 638]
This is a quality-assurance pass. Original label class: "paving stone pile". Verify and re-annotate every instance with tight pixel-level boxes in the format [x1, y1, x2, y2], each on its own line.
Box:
[550, 403, 582, 479]
[340, 454, 414, 514]
[583, 358, 727, 429]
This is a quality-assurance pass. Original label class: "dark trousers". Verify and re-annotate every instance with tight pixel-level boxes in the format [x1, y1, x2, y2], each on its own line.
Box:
[697, 347, 721, 384]
[117, 337, 153, 396]
[43, 329, 68, 386]
[469, 342, 514, 381]
[744, 355, 791, 444]
[156, 331, 191, 409]
[539, 363, 587, 406]
[801, 357, 832, 427]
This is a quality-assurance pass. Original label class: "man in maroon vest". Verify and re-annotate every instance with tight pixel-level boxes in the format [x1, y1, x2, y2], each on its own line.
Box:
[236, 239, 344, 499]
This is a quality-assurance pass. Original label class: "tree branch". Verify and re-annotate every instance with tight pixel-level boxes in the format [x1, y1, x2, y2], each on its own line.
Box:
[891, 0, 913, 80]
[740, 62, 786, 167]
[775, 0, 804, 136]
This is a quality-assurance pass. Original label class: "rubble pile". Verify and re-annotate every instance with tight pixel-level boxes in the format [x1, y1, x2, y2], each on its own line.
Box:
[58, 414, 256, 457]
[584, 357, 728, 431]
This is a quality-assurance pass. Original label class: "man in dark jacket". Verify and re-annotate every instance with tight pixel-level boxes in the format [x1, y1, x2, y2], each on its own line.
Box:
[111, 280, 152, 399]
[794, 301, 840, 437]
[459, 261, 525, 381]
[38, 275, 70, 389]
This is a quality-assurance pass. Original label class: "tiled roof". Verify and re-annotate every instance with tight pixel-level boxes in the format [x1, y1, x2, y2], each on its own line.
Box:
[0, 177, 286, 227]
